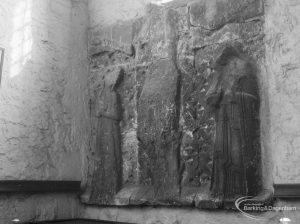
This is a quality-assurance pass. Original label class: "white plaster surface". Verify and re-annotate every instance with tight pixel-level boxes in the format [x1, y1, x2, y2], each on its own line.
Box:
[0, 193, 82, 223]
[0, 0, 89, 180]
[0, 0, 89, 223]
[265, 0, 300, 184]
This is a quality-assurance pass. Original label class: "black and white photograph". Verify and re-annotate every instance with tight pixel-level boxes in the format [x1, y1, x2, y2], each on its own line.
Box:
[0, 0, 299, 223]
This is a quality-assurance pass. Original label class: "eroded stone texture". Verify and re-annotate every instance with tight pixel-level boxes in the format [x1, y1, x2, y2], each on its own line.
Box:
[88, 67, 123, 204]
[135, 6, 182, 203]
[85, 0, 266, 207]
[189, 0, 263, 30]
[137, 59, 181, 199]
[84, 32, 138, 204]
[206, 46, 262, 206]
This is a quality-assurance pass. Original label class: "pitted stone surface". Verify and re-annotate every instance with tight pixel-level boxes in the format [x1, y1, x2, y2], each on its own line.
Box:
[188, 0, 263, 30]
[84, 0, 268, 207]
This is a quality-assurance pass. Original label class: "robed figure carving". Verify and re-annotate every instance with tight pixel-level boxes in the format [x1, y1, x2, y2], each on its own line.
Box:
[206, 47, 261, 204]
[89, 68, 123, 204]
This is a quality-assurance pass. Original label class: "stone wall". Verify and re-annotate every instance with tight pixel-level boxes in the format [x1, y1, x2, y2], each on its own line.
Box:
[0, 0, 299, 223]
[0, 0, 89, 223]
[82, 0, 300, 222]
[83, 0, 148, 199]
[84, 0, 272, 205]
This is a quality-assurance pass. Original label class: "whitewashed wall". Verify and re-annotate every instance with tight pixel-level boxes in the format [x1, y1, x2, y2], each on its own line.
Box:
[0, 0, 89, 223]
[0, 0, 89, 180]
[265, 0, 300, 184]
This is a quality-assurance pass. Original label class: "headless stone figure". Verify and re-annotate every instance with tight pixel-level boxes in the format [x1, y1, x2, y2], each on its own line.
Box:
[206, 47, 261, 204]
[90, 68, 123, 204]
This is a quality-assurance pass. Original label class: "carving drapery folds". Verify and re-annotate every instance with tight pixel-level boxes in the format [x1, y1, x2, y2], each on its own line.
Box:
[83, 0, 270, 208]
[88, 68, 124, 204]
[206, 46, 262, 206]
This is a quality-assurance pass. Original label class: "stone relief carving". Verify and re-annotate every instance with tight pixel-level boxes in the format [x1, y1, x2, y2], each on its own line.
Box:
[137, 58, 181, 201]
[88, 68, 124, 204]
[83, 0, 271, 208]
[206, 46, 262, 206]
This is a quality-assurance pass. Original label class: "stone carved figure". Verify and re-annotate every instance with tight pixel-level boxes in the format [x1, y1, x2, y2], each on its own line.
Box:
[206, 47, 261, 204]
[89, 68, 123, 204]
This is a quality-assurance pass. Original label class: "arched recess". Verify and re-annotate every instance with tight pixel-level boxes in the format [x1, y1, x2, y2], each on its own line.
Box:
[206, 45, 272, 207]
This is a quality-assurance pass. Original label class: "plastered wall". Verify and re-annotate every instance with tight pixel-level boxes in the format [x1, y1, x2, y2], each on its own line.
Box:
[0, 0, 299, 223]
[0, 193, 82, 223]
[0, 0, 89, 223]
[0, 0, 89, 180]
[265, 0, 300, 184]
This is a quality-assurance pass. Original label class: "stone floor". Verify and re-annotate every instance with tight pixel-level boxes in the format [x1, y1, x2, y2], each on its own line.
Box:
[83, 199, 300, 224]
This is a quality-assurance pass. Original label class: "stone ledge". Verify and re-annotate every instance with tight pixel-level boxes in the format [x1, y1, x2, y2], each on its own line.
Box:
[274, 184, 300, 198]
[83, 183, 222, 208]
[83, 183, 274, 209]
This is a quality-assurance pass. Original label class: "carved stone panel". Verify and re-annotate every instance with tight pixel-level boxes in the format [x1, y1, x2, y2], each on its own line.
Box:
[88, 67, 124, 204]
[206, 46, 262, 206]
[83, 0, 267, 208]
[137, 58, 181, 203]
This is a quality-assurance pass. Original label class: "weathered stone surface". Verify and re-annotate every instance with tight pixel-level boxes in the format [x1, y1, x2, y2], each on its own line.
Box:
[192, 19, 264, 50]
[87, 67, 124, 205]
[84, 0, 268, 208]
[207, 46, 262, 204]
[173, 187, 198, 206]
[113, 184, 140, 205]
[137, 59, 181, 198]
[89, 21, 135, 56]
[180, 53, 214, 189]
[188, 0, 263, 30]
[130, 185, 155, 205]
[132, 5, 180, 60]
[85, 32, 138, 205]
[134, 5, 183, 203]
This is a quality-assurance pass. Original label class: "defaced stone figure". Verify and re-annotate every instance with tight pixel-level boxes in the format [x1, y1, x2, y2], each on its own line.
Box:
[206, 47, 262, 203]
[90, 68, 123, 204]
